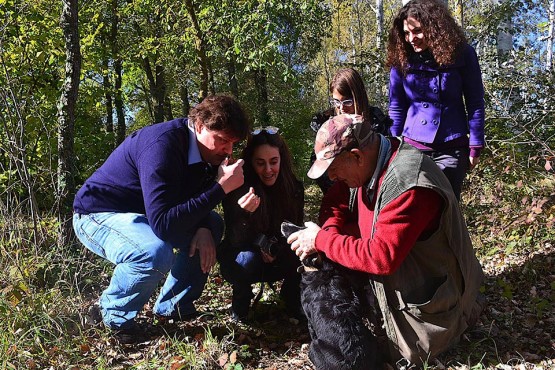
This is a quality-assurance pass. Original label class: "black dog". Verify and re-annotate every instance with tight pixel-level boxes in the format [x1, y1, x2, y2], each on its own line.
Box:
[300, 257, 381, 370]
[281, 221, 381, 369]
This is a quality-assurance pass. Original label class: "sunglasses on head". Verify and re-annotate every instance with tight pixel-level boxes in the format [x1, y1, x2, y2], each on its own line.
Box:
[329, 98, 354, 108]
[251, 126, 279, 135]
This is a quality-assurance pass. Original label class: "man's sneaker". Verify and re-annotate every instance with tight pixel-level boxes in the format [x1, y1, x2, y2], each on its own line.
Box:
[112, 321, 151, 345]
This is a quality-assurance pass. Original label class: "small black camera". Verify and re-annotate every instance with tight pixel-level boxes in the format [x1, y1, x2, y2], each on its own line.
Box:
[253, 234, 279, 256]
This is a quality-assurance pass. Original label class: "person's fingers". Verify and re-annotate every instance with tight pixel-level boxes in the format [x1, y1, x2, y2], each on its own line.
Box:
[238, 192, 254, 206]
[200, 243, 216, 273]
[251, 196, 260, 211]
[290, 239, 300, 252]
[238, 193, 261, 212]
[287, 230, 301, 244]
[208, 246, 216, 269]
[234, 159, 244, 168]
[202, 248, 211, 273]
[189, 239, 197, 257]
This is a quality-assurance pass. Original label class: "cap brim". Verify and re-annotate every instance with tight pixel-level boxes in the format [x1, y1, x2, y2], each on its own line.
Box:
[307, 157, 334, 179]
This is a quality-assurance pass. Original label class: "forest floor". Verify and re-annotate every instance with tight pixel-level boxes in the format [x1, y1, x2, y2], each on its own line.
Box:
[72, 185, 555, 369]
[77, 242, 555, 370]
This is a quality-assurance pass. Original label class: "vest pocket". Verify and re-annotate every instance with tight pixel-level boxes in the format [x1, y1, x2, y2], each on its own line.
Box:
[398, 274, 462, 327]
[403, 273, 460, 315]
[389, 273, 465, 361]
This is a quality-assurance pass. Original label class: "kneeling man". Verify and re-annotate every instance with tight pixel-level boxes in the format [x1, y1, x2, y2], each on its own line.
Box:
[289, 114, 484, 367]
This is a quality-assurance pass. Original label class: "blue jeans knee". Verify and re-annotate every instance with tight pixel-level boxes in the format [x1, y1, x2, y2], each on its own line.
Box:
[73, 212, 174, 328]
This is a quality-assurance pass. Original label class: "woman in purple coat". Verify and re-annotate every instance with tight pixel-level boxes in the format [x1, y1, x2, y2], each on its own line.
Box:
[386, 0, 485, 199]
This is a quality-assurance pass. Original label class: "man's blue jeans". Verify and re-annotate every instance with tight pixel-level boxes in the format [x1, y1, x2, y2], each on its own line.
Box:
[73, 211, 223, 329]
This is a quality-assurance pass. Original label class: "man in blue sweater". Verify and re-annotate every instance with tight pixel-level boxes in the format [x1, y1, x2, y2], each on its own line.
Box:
[73, 95, 249, 344]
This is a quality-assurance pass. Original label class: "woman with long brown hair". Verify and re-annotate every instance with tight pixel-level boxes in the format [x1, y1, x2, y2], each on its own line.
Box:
[387, 0, 485, 199]
[218, 128, 304, 322]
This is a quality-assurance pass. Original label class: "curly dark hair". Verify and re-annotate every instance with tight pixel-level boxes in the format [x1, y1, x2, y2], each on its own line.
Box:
[386, 0, 467, 71]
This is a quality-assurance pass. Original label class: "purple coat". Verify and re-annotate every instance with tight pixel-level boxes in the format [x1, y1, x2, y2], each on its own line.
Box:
[388, 44, 485, 150]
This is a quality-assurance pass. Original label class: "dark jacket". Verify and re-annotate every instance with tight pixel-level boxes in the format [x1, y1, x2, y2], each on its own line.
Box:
[221, 179, 304, 251]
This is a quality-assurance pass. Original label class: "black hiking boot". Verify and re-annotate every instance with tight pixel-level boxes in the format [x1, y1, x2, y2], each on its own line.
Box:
[112, 321, 151, 345]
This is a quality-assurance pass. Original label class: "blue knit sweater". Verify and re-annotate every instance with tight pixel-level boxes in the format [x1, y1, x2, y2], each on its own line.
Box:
[73, 118, 226, 244]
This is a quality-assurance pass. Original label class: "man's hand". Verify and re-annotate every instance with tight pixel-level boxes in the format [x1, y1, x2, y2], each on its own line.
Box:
[237, 187, 260, 213]
[287, 222, 321, 261]
[189, 227, 216, 274]
[217, 158, 245, 194]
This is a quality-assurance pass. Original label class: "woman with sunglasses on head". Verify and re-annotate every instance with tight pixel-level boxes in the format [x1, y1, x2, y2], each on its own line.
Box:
[387, 0, 485, 200]
[218, 127, 304, 322]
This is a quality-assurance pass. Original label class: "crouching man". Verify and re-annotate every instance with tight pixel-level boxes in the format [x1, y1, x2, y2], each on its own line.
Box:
[288, 114, 484, 368]
[73, 95, 249, 344]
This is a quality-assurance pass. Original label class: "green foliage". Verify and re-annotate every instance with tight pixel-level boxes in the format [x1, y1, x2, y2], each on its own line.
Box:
[1, 0, 555, 368]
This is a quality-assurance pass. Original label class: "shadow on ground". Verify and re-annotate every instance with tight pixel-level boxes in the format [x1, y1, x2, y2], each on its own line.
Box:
[438, 242, 555, 368]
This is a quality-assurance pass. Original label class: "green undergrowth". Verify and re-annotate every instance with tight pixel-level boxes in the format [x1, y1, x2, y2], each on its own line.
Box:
[462, 155, 555, 258]
[1, 157, 554, 369]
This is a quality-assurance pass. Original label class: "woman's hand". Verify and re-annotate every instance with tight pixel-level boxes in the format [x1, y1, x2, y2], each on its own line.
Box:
[237, 187, 260, 213]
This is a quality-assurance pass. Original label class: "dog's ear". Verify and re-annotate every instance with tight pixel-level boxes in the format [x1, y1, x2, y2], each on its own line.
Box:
[280, 220, 306, 238]
[281, 221, 324, 269]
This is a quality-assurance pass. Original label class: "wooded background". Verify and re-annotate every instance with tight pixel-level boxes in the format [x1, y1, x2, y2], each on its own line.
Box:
[1, 0, 554, 368]
[1, 0, 553, 241]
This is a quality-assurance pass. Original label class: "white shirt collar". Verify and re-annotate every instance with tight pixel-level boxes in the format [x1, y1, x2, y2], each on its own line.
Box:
[187, 119, 203, 165]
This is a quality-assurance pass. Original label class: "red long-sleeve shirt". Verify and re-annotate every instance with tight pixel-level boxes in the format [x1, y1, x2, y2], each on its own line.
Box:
[315, 153, 443, 275]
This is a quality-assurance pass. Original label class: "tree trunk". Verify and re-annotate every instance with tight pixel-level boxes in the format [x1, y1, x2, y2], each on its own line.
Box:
[548, 0, 554, 71]
[226, 39, 239, 97]
[375, 0, 383, 49]
[57, 0, 81, 247]
[164, 95, 174, 120]
[454, 0, 464, 27]
[142, 58, 167, 123]
[103, 58, 113, 133]
[114, 59, 125, 144]
[495, 0, 513, 62]
[110, 0, 125, 145]
[184, 0, 210, 100]
[208, 56, 216, 95]
[180, 84, 190, 116]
